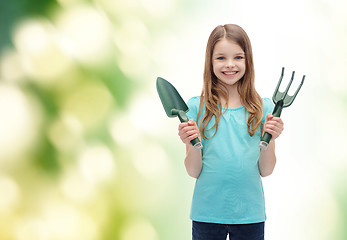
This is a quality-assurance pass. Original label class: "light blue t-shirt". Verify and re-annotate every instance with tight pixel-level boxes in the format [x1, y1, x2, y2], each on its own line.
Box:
[186, 96, 274, 224]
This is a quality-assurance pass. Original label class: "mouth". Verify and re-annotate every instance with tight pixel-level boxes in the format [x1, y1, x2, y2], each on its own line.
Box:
[223, 71, 238, 76]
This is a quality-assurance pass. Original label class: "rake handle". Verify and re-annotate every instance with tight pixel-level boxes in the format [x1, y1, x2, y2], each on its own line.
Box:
[174, 110, 203, 150]
[259, 101, 283, 150]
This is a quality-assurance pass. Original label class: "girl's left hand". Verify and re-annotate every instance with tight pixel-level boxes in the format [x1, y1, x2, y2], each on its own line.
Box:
[264, 113, 284, 140]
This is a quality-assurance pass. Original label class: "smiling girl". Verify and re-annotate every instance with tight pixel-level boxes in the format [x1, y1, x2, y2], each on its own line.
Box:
[178, 24, 284, 240]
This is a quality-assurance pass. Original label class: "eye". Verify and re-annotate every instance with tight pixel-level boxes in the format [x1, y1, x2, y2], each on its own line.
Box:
[235, 56, 244, 60]
[217, 56, 225, 60]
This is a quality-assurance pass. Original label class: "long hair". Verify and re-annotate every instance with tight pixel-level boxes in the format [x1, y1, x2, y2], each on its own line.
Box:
[197, 24, 263, 139]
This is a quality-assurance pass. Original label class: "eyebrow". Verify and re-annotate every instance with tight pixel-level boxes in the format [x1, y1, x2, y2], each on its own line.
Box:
[213, 52, 245, 56]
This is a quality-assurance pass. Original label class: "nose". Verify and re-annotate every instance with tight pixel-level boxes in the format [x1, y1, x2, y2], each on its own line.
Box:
[226, 59, 235, 68]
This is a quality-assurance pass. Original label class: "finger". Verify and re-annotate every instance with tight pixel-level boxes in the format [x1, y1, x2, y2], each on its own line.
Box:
[178, 122, 189, 130]
[181, 129, 199, 138]
[265, 113, 273, 121]
[187, 133, 200, 141]
[265, 121, 283, 131]
[264, 129, 278, 139]
[264, 126, 279, 137]
[179, 127, 199, 139]
[184, 123, 199, 134]
[265, 121, 281, 129]
[264, 114, 273, 126]
[178, 119, 200, 143]
[181, 133, 200, 144]
[188, 119, 197, 126]
[265, 126, 282, 135]
[270, 117, 283, 124]
[266, 121, 284, 132]
[182, 125, 198, 133]
[266, 117, 283, 126]
[264, 124, 283, 138]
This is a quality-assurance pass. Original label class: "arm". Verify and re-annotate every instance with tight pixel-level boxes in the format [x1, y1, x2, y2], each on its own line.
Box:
[178, 119, 203, 178]
[258, 113, 284, 177]
[185, 144, 202, 178]
[258, 139, 276, 177]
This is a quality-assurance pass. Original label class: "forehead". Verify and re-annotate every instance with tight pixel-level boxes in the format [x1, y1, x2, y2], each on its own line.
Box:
[213, 38, 244, 55]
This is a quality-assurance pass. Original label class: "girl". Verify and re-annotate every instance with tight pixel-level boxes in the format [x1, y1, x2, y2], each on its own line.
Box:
[178, 24, 284, 240]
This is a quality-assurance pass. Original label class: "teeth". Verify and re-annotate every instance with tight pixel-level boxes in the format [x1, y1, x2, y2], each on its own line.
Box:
[224, 71, 237, 75]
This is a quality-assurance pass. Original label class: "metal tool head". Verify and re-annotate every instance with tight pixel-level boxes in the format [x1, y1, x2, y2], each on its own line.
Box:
[272, 67, 305, 107]
[156, 77, 188, 118]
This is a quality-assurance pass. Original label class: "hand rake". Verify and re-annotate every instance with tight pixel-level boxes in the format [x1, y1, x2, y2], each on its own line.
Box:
[259, 67, 305, 150]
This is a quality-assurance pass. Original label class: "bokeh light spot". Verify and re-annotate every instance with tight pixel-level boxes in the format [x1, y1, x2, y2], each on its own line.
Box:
[61, 82, 113, 129]
[128, 93, 165, 136]
[140, 0, 175, 18]
[114, 16, 151, 79]
[0, 84, 41, 164]
[42, 203, 99, 240]
[13, 18, 71, 82]
[14, 217, 49, 240]
[131, 143, 170, 180]
[121, 217, 158, 240]
[56, 5, 113, 66]
[78, 144, 116, 185]
[109, 113, 140, 147]
[60, 168, 95, 203]
[0, 175, 21, 213]
[0, 50, 25, 83]
[47, 113, 83, 153]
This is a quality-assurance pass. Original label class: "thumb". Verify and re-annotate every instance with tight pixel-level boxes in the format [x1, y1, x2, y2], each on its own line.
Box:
[265, 113, 273, 122]
[188, 119, 195, 125]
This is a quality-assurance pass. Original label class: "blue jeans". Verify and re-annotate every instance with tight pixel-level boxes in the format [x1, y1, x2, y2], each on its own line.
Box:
[192, 221, 264, 240]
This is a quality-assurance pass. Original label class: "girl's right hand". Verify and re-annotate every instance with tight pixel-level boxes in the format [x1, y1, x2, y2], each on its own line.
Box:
[178, 119, 200, 145]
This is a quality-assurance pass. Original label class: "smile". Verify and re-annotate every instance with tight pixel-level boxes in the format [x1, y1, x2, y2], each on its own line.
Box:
[223, 71, 238, 75]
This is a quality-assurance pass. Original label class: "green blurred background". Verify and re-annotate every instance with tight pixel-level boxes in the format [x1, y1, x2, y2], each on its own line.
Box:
[0, 0, 346, 239]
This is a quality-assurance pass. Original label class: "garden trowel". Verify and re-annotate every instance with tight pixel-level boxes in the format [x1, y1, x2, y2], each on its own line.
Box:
[156, 77, 202, 150]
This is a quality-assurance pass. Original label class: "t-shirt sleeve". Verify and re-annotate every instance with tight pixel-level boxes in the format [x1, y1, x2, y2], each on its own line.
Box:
[262, 98, 274, 124]
[186, 96, 201, 123]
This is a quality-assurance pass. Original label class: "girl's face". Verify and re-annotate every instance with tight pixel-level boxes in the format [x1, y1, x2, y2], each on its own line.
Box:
[212, 38, 246, 88]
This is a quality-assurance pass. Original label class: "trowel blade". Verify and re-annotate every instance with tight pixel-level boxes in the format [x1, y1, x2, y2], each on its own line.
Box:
[156, 77, 188, 118]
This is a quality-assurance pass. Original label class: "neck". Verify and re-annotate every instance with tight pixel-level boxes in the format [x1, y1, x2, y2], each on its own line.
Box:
[219, 83, 242, 109]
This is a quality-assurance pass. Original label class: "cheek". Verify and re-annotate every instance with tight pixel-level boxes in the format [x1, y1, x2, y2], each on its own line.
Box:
[239, 62, 246, 72]
[212, 63, 218, 75]
[213, 61, 222, 70]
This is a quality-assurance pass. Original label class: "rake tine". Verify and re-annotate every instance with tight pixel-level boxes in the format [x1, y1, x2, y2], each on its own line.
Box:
[283, 71, 295, 97]
[285, 74, 305, 107]
[260, 67, 305, 150]
[272, 67, 285, 102]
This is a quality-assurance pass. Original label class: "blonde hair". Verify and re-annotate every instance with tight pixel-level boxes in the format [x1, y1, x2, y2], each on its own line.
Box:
[197, 24, 263, 139]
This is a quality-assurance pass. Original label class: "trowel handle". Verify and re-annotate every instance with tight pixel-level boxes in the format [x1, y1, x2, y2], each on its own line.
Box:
[175, 110, 203, 150]
[259, 101, 283, 150]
